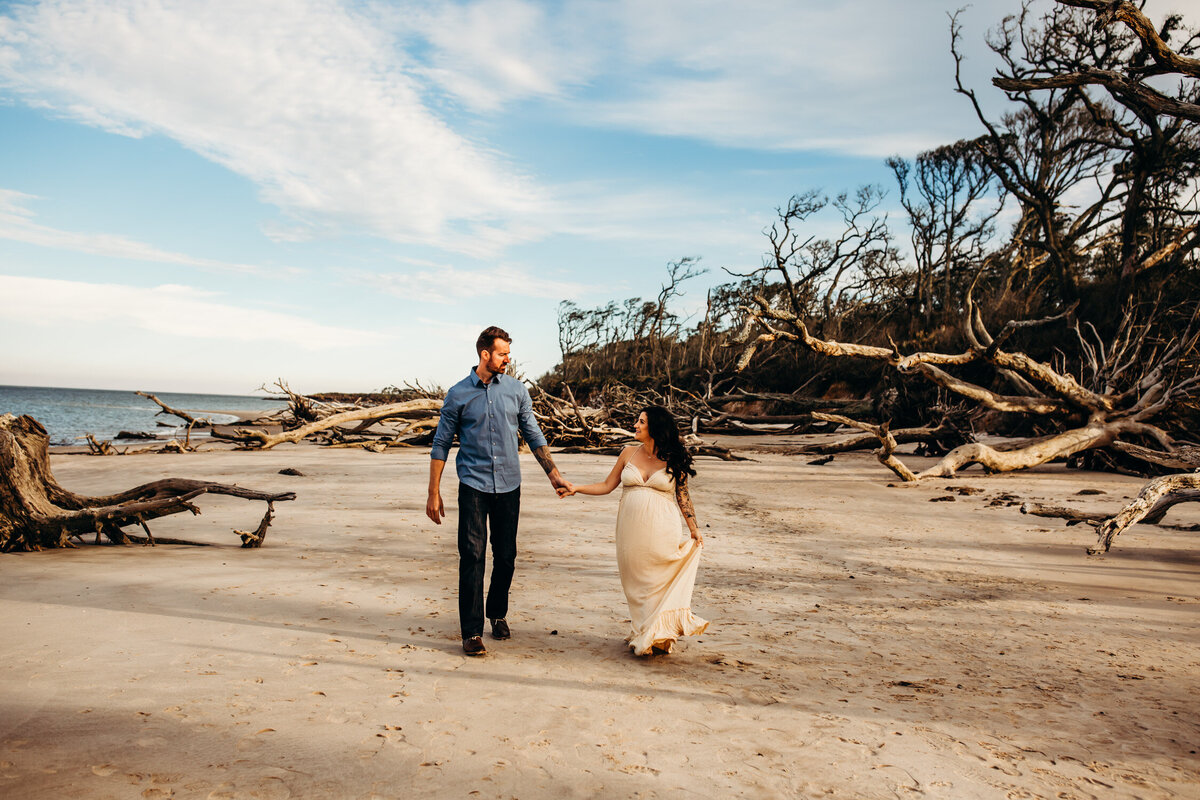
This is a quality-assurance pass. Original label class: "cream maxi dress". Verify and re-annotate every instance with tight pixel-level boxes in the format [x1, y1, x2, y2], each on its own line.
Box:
[615, 461, 709, 655]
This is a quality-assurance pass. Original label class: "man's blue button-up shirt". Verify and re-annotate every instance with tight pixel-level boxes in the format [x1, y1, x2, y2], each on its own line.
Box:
[430, 369, 549, 494]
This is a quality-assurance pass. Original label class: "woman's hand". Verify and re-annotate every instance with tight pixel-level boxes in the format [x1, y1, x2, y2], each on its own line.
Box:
[690, 527, 704, 546]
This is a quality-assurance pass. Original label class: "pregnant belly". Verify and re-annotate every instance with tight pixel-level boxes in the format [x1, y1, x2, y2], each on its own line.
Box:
[616, 491, 685, 563]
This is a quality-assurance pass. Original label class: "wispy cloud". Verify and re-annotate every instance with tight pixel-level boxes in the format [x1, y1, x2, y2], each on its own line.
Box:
[392, 0, 600, 112]
[575, 0, 1006, 158]
[0, 188, 299, 276]
[345, 262, 600, 305]
[0, 0, 1024, 265]
[0, 274, 385, 348]
[391, 0, 1015, 158]
[0, 0, 545, 255]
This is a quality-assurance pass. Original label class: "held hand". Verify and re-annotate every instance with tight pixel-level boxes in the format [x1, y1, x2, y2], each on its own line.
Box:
[690, 528, 704, 547]
[556, 481, 577, 498]
[548, 469, 569, 492]
[426, 492, 445, 525]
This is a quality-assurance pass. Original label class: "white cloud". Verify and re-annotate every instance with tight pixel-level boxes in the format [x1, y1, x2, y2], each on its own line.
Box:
[346, 262, 599, 305]
[0, 188, 300, 276]
[1, 0, 1148, 271]
[0, 0, 544, 255]
[0, 274, 385, 348]
[393, 0, 600, 112]
[574, 0, 1012, 157]
[391, 0, 1011, 158]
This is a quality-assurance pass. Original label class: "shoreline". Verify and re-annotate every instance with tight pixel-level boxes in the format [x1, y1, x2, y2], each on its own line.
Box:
[2, 442, 1197, 797]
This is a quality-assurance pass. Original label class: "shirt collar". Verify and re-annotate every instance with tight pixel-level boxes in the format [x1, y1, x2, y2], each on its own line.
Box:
[468, 367, 504, 387]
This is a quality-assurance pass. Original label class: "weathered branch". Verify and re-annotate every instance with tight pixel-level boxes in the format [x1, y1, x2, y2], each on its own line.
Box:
[1090, 473, 1200, 553]
[908, 362, 1068, 414]
[1056, 1, 1200, 78]
[136, 391, 208, 427]
[213, 399, 443, 450]
[798, 421, 970, 455]
[810, 412, 918, 481]
[1110, 441, 1200, 471]
[1020, 503, 1109, 523]
[994, 70, 1200, 123]
[915, 419, 1119, 479]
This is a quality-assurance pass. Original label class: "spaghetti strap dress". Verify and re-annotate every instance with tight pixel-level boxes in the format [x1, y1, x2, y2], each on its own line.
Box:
[615, 462, 708, 655]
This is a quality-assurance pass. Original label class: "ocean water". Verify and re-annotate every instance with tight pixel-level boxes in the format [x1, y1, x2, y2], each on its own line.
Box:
[0, 385, 288, 446]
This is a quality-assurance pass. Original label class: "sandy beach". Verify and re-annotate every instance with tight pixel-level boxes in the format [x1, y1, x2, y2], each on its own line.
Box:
[2, 442, 1198, 799]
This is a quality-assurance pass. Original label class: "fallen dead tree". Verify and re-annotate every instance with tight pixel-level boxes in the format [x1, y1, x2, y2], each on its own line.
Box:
[84, 418, 210, 456]
[210, 379, 754, 461]
[136, 391, 211, 428]
[0, 414, 295, 552]
[531, 382, 752, 459]
[1022, 472, 1200, 554]
[736, 295, 1200, 482]
[212, 399, 443, 450]
[260, 379, 360, 425]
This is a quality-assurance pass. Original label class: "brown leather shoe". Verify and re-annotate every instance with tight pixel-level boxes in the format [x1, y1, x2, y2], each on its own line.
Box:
[462, 636, 487, 656]
[490, 618, 511, 640]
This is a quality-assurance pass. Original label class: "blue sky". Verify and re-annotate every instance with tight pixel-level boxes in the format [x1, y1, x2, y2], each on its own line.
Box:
[0, 0, 1076, 394]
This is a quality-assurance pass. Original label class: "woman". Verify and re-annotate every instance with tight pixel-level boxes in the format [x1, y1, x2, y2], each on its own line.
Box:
[562, 405, 708, 655]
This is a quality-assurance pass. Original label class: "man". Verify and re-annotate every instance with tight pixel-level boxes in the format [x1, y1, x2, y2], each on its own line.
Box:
[426, 326, 568, 656]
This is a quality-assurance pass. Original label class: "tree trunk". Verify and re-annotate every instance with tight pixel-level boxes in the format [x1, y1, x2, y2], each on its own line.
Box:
[915, 419, 1119, 479]
[0, 414, 295, 552]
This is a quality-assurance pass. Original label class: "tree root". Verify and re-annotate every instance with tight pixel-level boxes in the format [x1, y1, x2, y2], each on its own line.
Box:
[0, 414, 296, 552]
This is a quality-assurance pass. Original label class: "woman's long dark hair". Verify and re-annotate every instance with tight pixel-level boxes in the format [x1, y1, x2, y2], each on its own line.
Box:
[642, 405, 696, 487]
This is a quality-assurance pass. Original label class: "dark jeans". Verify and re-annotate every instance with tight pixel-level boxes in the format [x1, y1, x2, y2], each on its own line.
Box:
[457, 483, 521, 638]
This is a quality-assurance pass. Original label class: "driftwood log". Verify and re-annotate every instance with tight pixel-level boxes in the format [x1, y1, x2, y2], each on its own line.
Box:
[212, 399, 443, 450]
[1090, 473, 1200, 553]
[1023, 471, 1200, 554]
[0, 414, 295, 552]
[136, 391, 210, 427]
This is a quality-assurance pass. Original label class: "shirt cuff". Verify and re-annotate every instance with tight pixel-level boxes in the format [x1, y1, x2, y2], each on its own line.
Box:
[430, 445, 449, 461]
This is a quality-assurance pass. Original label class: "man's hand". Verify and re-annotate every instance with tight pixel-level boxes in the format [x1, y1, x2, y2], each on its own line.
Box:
[426, 491, 445, 524]
[556, 481, 576, 498]
[427, 459, 447, 524]
[548, 468, 569, 496]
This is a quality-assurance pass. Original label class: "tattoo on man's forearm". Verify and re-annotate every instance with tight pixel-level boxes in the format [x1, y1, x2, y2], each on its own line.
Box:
[676, 483, 698, 527]
[533, 446, 557, 475]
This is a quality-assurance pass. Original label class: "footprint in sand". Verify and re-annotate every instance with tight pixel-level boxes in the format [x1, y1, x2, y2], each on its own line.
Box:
[207, 778, 291, 799]
[235, 728, 276, 753]
[91, 763, 118, 777]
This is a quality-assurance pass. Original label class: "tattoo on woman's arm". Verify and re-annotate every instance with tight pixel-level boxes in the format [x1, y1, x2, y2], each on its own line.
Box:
[676, 481, 698, 528]
[533, 445, 557, 475]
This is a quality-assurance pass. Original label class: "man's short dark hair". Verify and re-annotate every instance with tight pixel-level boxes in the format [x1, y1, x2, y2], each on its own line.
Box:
[476, 326, 512, 355]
